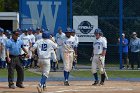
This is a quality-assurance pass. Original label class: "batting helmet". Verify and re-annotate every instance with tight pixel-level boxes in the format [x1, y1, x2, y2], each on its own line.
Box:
[94, 28, 102, 35]
[42, 31, 50, 39]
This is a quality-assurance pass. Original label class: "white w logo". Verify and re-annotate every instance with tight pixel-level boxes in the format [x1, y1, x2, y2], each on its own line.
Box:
[27, 1, 61, 32]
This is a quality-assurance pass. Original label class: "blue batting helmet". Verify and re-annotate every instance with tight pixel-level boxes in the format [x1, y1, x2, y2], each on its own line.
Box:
[94, 28, 102, 35]
[42, 31, 50, 39]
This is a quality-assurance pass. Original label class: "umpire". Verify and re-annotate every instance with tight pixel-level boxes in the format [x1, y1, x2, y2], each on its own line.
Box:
[6, 31, 29, 89]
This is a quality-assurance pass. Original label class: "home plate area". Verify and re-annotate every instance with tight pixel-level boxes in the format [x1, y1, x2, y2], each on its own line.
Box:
[0, 81, 140, 93]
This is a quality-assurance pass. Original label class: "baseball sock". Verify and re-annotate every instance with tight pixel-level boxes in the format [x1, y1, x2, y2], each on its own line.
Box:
[73, 62, 76, 67]
[64, 71, 68, 81]
[53, 62, 56, 69]
[27, 59, 31, 67]
[93, 73, 98, 81]
[40, 75, 47, 87]
[1, 61, 6, 68]
[67, 72, 70, 80]
[101, 73, 106, 82]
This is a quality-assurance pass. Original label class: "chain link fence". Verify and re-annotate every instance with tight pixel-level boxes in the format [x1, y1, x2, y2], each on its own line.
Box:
[71, 0, 140, 67]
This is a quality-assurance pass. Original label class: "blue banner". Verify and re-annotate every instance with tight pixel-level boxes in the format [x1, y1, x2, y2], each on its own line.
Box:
[19, 0, 67, 34]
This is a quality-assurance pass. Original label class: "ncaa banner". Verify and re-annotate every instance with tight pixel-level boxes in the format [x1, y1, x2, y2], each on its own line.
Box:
[19, 0, 67, 34]
[73, 16, 98, 42]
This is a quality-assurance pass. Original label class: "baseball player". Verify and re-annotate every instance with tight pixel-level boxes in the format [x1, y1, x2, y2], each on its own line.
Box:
[62, 28, 77, 86]
[91, 28, 107, 86]
[31, 31, 57, 93]
[50, 33, 58, 71]
[55, 27, 65, 68]
[28, 27, 36, 68]
[19, 29, 32, 68]
[71, 29, 79, 69]
[35, 27, 42, 41]
[0, 27, 7, 68]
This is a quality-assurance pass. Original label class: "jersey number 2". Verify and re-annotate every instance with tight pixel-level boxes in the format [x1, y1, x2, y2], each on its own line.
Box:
[41, 44, 47, 51]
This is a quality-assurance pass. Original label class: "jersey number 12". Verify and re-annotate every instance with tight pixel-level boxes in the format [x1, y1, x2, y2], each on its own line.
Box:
[41, 44, 47, 51]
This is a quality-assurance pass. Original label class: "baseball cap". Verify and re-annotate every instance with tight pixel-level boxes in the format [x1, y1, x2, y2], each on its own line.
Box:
[132, 32, 137, 35]
[36, 27, 41, 30]
[28, 27, 33, 31]
[23, 28, 28, 32]
[58, 27, 62, 31]
[122, 33, 125, 36]
[65, 27, 72, 33]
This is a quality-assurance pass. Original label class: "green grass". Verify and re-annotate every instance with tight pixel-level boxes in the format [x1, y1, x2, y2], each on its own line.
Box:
[71, 70, 140, 78]
[0, 69, 40, 78]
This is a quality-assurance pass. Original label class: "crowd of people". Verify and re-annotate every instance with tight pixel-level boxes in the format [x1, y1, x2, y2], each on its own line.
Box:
[0, 26, 79, 92]
[0, 27, 79, 70]
[1, 26, 140, 93]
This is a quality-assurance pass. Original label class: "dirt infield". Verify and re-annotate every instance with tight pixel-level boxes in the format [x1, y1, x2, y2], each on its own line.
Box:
[0, 81, 140, 93]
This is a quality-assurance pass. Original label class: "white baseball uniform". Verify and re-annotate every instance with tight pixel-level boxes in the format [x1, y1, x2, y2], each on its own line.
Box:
[55, 32, 65, 61]
[73, 35, 79, 47]
[35, 33, 42, 41]
[28, 34, 35, 59]
[33, 39, 57, 77]
[62, 36, 77, 72]
[19, 33, 31, 60]
[50, 36, 57, 62]
[0, 35, 7, 61]
[92, 36, 107, 74]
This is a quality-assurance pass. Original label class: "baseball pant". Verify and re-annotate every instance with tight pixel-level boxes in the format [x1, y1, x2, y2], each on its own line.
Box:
[92, 55, 105, 74]
[38, 59, 51, 78]
[63, 52, 74, 72]
[51, 50, 57, 62]
[56, 46, 63, 61]
[0, 47, 6, 68]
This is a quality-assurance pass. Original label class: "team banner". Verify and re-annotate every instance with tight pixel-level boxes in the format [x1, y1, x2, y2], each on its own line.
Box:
[73, 16, 98, 42]
[19, 0, 67, 34]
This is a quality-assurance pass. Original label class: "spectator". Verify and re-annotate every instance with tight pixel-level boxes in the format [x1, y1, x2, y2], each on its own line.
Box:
[118, 33, 129, 69]
[129, 32, 140, 70]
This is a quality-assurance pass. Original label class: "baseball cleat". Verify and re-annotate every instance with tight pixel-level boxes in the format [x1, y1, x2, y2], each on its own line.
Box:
[99, 81, 104, 85]
[43, 84, 46, 91]
[37, 84, 43, 93]
[64, 81, 70, 86]
[92, 81, 99, 86]
[9, 84, 15, 89]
